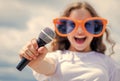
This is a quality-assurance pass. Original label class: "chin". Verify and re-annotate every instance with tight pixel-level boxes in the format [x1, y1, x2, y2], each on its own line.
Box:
[74, 47, 86, 52]
[74, 45, 91, 52]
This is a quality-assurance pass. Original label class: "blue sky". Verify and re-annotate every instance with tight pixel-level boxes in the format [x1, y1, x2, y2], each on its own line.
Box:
[0, 0, 120, 81]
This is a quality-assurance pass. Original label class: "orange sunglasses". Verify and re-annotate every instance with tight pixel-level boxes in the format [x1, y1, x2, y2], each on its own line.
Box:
[53, 17, 107, 37]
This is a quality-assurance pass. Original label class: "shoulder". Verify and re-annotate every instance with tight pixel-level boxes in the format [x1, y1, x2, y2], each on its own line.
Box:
[94, 52, 119, 68]
[93, 52, 113, 60]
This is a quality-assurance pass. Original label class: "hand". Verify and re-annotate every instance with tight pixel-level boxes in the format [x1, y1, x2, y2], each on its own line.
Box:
[19, 38, 48, 66]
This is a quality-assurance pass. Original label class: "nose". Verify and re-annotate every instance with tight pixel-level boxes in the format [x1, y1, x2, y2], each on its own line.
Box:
[77, 26, 84, 34]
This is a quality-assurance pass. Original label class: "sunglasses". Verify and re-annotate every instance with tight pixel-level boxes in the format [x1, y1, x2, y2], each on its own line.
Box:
[53, 17, 107, 37]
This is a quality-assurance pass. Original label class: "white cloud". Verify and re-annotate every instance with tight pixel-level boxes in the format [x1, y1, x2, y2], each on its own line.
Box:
[0, 0, 30, 29]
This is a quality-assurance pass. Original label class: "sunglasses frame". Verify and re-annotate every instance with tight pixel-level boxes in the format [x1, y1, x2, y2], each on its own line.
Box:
[53, 17, 107, 37]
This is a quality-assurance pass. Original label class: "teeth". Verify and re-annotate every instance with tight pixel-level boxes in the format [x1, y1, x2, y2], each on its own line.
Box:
[74, 36, 86, 39]
[74, 36, 87, 43]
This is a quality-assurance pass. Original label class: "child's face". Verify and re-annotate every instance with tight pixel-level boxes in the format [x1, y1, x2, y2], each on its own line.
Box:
[67, 8, 93, 52]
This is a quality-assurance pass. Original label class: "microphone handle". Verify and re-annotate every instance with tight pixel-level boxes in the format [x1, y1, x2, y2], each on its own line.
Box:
[16, 39, 46, 71]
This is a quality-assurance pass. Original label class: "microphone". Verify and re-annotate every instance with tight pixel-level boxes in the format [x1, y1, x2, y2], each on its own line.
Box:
[16, 27, 56, 71]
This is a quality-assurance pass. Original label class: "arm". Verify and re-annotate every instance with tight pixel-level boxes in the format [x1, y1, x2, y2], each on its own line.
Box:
[19, 38, 56, 75]
[29, 56, 56, 75]
[109, 62, 120, 81]
[106, 56, 120, 81]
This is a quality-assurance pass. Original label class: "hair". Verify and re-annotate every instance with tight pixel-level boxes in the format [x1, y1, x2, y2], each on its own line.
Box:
[51, 1, 115, 55]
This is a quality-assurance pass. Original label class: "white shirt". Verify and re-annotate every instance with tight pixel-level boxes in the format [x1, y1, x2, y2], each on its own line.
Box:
[32, 50, 120, 81]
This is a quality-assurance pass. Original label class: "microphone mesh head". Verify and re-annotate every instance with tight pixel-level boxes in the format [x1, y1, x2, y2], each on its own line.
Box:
[39, 27, 56, 43]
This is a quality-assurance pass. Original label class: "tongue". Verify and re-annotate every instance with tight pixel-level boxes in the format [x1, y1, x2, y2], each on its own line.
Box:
[75, 38, 85, 44]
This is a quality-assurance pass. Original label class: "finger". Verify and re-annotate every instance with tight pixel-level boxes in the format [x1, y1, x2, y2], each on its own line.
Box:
[25, 49, 34, 57]
[20, 47, 34, 60]
[24, 48, 37, 59]
[23, 53, 32, 60]
[29, 45, 38, 56]
[28, 38, 39, 56]
[26, 41, 31, 48]
[19, 50, 32, 60]
[19, 51, 24, 59]
[31, 38, 38, 50]
[24, 39, 38, 56]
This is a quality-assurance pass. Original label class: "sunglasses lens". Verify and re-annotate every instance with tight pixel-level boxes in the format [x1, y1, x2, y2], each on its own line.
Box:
[55, 19, 75, 34]
[85, 20, 103, 35]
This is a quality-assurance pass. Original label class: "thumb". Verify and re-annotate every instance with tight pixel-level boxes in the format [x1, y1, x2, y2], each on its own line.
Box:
[38, 46, 48, 54]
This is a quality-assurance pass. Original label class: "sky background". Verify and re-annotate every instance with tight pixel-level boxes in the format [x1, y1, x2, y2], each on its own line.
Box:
[0, 0, 120, 81]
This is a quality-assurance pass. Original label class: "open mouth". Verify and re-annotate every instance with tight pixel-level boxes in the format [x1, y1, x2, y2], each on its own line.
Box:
[74, 36, 87, 44]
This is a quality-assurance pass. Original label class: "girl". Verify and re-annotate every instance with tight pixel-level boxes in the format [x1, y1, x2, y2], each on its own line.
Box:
[19, 1, 120, 81]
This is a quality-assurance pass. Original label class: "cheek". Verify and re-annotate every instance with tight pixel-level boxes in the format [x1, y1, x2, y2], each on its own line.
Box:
[86, 36, 94, 44]
[67, 35, 74, 43]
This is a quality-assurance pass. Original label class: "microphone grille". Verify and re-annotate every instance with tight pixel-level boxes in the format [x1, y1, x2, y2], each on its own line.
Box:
[39, 27, 56, 43]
